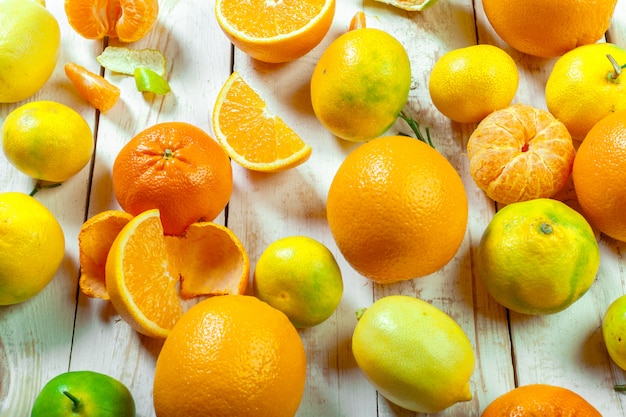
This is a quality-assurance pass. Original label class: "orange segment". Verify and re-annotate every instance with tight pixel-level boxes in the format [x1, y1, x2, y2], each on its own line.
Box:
[212, 71, 312, 173]
[78, 210, 133, 300]
[214, 0, 335, 63]
[64, 62, 121, 113]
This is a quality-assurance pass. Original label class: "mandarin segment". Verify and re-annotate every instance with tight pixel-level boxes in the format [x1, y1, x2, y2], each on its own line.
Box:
[64, 62, 121, 113]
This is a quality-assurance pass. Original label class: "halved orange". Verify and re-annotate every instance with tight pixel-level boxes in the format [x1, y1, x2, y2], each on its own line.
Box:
[214, 0, 335, 63]
[65, 62, 121, 113]
[105, 209, 250, 338]
[212, 71, 312, 172]
[78, 210, 134, 300]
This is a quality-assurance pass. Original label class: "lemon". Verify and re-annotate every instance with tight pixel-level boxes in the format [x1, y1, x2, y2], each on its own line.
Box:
[477, 198, 600, 315]
[603, 295, 626, 371]
[0, 192, 65, 305]
[2, 100, 94, 182]
[428, 44, 519, 123]
[310, 27, 411, 142]
[352, 295, 475, 413]
[253, 236, 343, 328]
[546, 43, 626, 140]
[0, 0, 60, 103]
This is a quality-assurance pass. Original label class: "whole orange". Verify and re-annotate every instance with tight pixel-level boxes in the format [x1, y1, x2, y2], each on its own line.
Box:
[573, 109, 626, 242]
[482, 0, 618, 58]
[112, 122, 232, 236]
[481, 384, 601, 417]
[152, 295, 307, 417]
[326, 136, 468, 283]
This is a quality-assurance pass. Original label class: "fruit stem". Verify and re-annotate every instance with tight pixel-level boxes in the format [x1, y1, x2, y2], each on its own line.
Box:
[63, 390, 83, 412]
[29, 181, 62, 196]
[615, 384, 626, 392]
[355, 307, 367, 321]
[606, 54, 626, 82]
[398, 110, 434, 148]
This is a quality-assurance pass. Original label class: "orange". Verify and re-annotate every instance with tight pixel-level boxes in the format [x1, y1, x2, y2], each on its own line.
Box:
[105, 209, 250, 338]
[64, 62, 121, 113]
[428, 45, 519, 124]
[64, 0, 159, 43]
[112, 122, 233, 236]
[482, 0, 618, 58]
[467, 103, 575, 205]
[212, 71, 312, 172]
[326, 135, 468, 283]
[153, 295, 306, 417]
[78, 209, 133, 300]
[214, 0, 335, 63]
[572, 109, 626, 242]
[481, 384, 601, 416]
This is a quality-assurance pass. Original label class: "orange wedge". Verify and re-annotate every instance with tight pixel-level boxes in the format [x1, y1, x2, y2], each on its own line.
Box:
[214, 0, 335, 63]
[212, 71, 312, 173]
[64, 62, 121, 113]
[105, 209, 250, 338]
[78, 210, 134, 300]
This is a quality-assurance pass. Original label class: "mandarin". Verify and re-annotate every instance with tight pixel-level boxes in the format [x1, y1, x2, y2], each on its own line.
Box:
[572, 109, 626, 242]
[467, 103, 575, 205]
[482, 0, 618, 58]
[112, 122, 233, 236]
[481, 384, 601, 417]
[153, 295, 306, 417]
[326, 135, 468, 283]
[65, 62, 121, 113]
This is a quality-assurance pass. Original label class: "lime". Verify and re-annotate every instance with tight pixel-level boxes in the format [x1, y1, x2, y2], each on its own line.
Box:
[603, 295, 626, 371]
[352, 295, 475, 413]
[253, 236, 343, 328]
[134, 67, 171, 94]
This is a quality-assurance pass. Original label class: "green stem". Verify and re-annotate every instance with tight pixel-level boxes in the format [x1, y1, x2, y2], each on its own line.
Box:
[606, 54, 626, 82]
[29, 181, 62, 196]
[63, 390, 83, 412]
[398, 110, 434, 148]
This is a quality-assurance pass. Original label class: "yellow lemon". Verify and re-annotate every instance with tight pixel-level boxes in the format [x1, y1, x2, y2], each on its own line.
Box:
[428, 44, 519, 123]
[477, 198, 600, 315]
[310, 27, 411, 142]
[546, 43, 626, 140]
[253, 236, 343, 328]
[352, 295, 475, 413]
[0, 0, 60, 103]
[603, 294, 626, 371]
[2, 100, 94, 182]
[0, 192, 65, 305]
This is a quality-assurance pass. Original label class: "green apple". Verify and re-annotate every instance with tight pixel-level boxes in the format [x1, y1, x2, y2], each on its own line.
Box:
[31, 370, 136, 417]
[603, 295, 626, 371]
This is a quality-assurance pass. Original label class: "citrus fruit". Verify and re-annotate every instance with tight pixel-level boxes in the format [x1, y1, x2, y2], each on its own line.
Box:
[0, 0, 60, 103]
[64, 0, 159, 43]
[573, 109, 626, 242]
[477, 198, 600, 315]
[310, 24, 411, 142]
[373, 0, 439, 11]
[78, 210, 134, 300]
[482, 0, 618, 58]
[214, 0, 334, 63]
[64, 62, 121, 113]
[134, 67, 170, 94]
[112, 122, 232, 236]
[2, 100, 94, 183]
[326, 135, 468, 283]
[153, 295, 306, 417]
[105, 209, 249, 338]
[212, 71, 312, 172]
[31, 370, 136, 417]
[481, 384, 602, 417]
[253, 235, 343, 328]
[467, 103, 576, 205]
[546, 43, 626, 140]
[603, 294, 626, 371]
[352, 295, 475, 413]
[0, 192, 65, 306]
[428, 44, 519, 124]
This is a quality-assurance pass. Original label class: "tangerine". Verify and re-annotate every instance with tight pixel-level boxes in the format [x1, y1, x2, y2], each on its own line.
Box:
[65, 62, 121, 113]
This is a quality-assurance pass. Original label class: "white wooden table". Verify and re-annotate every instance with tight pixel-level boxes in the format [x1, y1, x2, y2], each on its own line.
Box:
[2, 1, 626, 416]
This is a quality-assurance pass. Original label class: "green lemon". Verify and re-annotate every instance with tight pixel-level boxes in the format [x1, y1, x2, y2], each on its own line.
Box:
[477, 198, 600, 315]
[0, 191, 65, 306]
[253, 236, 343, 328]
[31, 370, 136, 417]
[603, 295, 626, 371]
[0, 0, 60, 103]
[352, 295, 475, 413]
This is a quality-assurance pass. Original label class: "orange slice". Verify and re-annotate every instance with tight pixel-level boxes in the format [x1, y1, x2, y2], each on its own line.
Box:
[212, 71, 312, 173]
[105, 209, 250, 338]
[64, 62, 121, 113]
[214, 0, 335, 63]
[78, 210, 134, 300]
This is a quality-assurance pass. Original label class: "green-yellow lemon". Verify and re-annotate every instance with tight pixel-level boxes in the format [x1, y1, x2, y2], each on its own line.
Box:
[603, 295, 626, 371]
